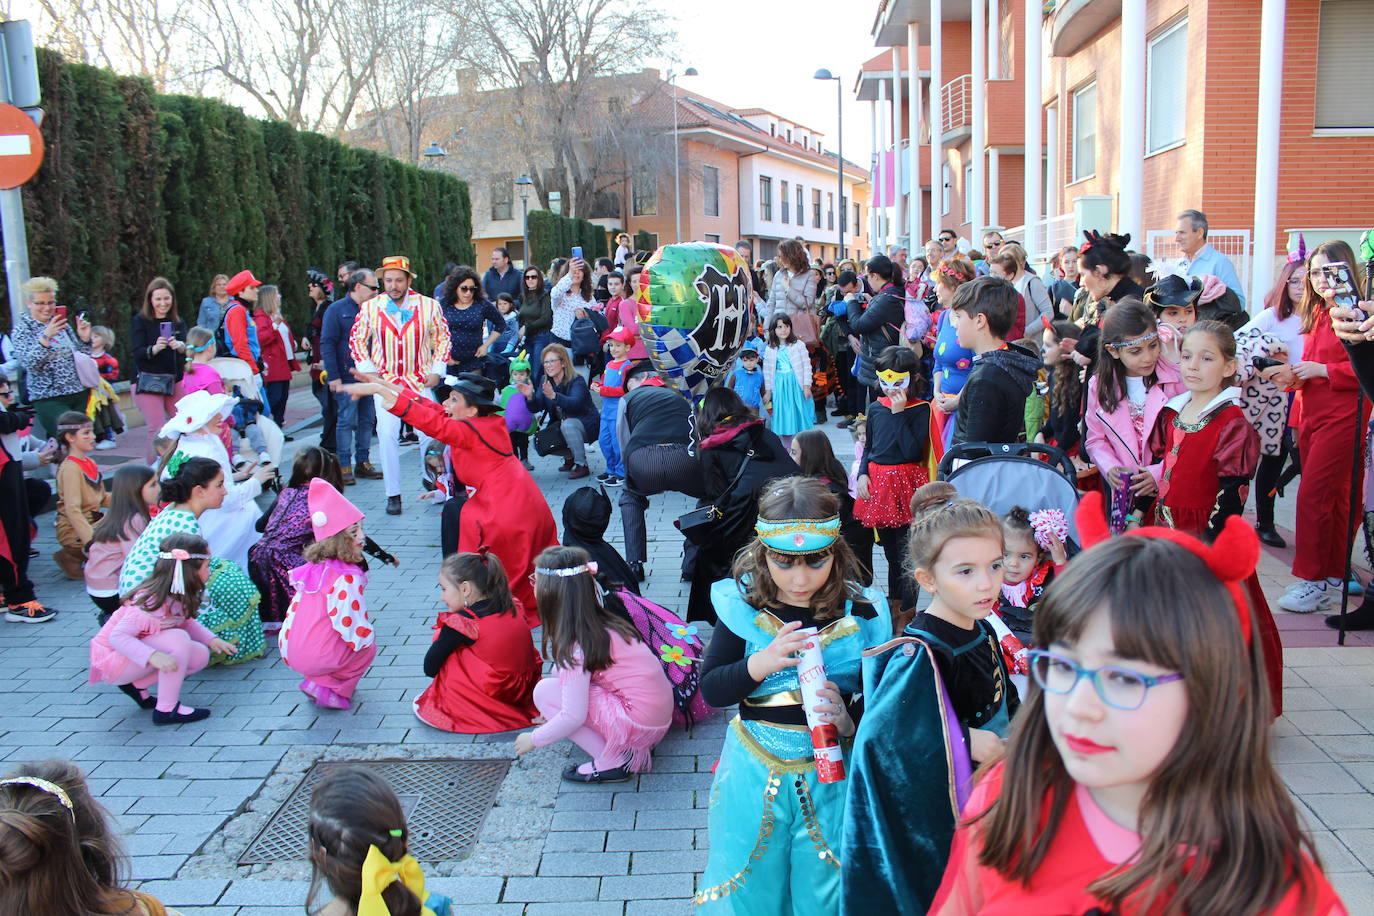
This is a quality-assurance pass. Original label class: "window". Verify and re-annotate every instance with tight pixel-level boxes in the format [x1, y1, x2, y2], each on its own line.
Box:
[796, 185, 804, 225]
[703, 165, 720, 217]
[490, 172, 513, 221]
[964, 164, 974, 223]
[760, 176, 773, 221]
[840, 194, 848, 232]
[1072, 82, 1097, 181]
[854, 203, 861, 235]
[781, 181, 790, 223]
[505, 239, 526, 264]
[1146, 19, 1188, 153]
[632, 168, 657, 216]
[812, 189, 822, 228]
[827, 192, 834, 230]
[942, 163, 951, 215]
[1316, 0, 1374, 129]
[704, 233, 721, 244]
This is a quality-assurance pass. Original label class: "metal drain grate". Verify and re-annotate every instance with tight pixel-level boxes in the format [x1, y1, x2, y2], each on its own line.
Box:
[238, 758, 510, 865]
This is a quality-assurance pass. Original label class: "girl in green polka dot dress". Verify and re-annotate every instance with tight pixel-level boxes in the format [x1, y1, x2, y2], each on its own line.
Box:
[120, 455, 265, 665]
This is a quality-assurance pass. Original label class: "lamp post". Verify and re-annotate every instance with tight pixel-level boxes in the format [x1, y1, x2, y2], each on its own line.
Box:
[813, 69, 845, 259]
[515, 173, 534, 268]
[422, 141, 446, 167]
[668, 66, 698, 244]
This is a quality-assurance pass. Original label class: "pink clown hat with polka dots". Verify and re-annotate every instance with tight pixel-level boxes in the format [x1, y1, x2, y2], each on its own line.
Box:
[308, 478, 363, 541]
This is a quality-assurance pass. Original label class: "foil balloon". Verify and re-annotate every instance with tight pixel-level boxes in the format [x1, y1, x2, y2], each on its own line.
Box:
[635, 242, 755, 395]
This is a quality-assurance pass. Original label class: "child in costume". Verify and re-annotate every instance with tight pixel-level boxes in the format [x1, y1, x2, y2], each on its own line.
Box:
[789, 428, 869, 584]
[181, 326, 236, 456]
[514, 545, 674, 783]
[499, 354, 539, 470]
[591, 326, 633, 486]
[121, 455, 264, 665]
[249, 446, 338, 629]
[159, 390, 273, 570]
[995, 506, 1068, 698]
[929, 500, 1347, 916]
[52, 411, 109, 579]
[853, 346, 936, 614]
[842, 481, 1018, 913]
[280, 479, 375, 711]
[413, 550, 540, 733]
[90, 531, 236, 725]
[306, 765, 453, 916]
[762, 314, 813, 447]
[1144, 321, 1284, 714]
[728, 345, 765, 413]
[0, 760, 183, 915]
[697, 476, 890, 912]
[89, 325, 122, 448]
[85, 464, 158, 622]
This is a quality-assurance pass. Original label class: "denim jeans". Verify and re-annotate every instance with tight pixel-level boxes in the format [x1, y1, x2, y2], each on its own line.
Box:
[333, 388, 374, 466]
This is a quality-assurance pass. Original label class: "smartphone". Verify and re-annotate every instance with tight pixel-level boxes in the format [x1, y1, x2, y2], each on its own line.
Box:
[160, 321, 173, 339]
[1321, 261, 1365, 321]
[571, 246, 583, 261]
[53, 305, 66, 320]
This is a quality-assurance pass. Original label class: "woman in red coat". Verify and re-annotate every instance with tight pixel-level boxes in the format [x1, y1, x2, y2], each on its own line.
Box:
[343, 371, 558, 623]
[1278, 242, 1371, 614]
[253, 285, 300, 427]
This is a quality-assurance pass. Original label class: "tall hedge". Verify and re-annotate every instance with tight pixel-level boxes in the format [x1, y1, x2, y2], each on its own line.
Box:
[525, 209, 612, 273]
[13, 50, 473, 365]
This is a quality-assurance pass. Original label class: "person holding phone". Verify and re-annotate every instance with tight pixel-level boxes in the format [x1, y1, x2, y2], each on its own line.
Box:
[10, 276, 94, 441]
[130, 277, 188, 463]
[550, 254, 594, 359]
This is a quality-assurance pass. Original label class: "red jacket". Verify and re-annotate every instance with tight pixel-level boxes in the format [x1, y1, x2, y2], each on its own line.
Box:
[252, 310, 299, 383]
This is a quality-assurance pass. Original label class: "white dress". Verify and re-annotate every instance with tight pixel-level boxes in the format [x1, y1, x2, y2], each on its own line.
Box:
[165, 432, 263, 569]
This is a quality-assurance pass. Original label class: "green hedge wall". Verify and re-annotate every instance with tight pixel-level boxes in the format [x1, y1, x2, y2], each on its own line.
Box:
[525, 209, 610, 274]
[14, 50, 473, 365]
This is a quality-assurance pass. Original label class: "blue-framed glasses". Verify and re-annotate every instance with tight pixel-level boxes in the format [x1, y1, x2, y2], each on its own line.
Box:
[1028, 649, 1184, 711]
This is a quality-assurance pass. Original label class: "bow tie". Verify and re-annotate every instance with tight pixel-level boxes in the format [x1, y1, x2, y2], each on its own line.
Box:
[385, 298, 414, 324]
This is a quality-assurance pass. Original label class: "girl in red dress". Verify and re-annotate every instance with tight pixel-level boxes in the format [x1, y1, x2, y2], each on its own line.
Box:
[413, 550, 541, 734]
[931, 499, 1347, 916]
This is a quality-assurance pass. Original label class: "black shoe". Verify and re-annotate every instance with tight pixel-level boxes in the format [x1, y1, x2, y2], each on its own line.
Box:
[1326, 603, 1374, 630]
[1255, 525, 1287, 548]
[629, 561, 646, 582]
[152, 706, 211, 725]
[284, 434, 295, 442]
[386, 495, 402, 516]
[561, 763, 632, 784]
[836, 416, 852, 429]
[118, 684, 156, 710]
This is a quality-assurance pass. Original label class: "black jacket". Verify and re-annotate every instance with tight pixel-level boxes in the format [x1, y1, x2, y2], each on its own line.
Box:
[561, 485, 639, 594]
[848, 285, 905, 388]
[130, 313, 187, 380]
[952, 343, 1041, 447]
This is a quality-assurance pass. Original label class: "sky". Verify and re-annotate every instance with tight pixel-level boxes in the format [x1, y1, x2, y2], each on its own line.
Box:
[652, 0, 880, 169]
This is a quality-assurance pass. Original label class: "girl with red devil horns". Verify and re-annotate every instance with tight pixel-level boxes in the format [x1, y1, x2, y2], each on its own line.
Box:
[929, 493, 1346, 916]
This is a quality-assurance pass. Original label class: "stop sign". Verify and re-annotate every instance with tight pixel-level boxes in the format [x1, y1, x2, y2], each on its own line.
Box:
[0, 104, 42, 189]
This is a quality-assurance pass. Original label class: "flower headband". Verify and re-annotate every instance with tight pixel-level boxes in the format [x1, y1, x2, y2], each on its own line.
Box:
[159, 548, 210, 595]
[535, 561, 599, 578]
[756, 515, 841, 554]
[0, 776, 75, 819]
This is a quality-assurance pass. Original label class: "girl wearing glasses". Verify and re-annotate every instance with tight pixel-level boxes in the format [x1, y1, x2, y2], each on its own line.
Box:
[927, 499, 1345, 916]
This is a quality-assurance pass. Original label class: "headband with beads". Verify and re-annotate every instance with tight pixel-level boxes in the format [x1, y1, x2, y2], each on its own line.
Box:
[0, 777, 75, 819]
[535, 561, 599, 578]
[159, 548, 210, 595]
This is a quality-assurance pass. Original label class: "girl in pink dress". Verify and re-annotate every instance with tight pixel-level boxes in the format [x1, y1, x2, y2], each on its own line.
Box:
[88, 531, 237, 725]
[513, 545, 675, 783]
[279, 478, 376, 710]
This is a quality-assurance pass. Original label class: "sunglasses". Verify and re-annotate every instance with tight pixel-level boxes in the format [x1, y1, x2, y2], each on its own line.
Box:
[358, 283, 380, 292]
[458, 284, 478, 292]
[525, 274, 540, 279]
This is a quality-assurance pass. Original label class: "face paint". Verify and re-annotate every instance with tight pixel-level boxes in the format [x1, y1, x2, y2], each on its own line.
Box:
[877, 369, 910, 393]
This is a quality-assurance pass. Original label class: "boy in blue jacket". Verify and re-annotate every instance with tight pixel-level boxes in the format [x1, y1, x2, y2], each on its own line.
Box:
[591, 326, 635, 486]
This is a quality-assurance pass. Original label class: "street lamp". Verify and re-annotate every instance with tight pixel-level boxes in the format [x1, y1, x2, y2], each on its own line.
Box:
[515, 173, 534, 268]
[423, 141, 447, 162]
[813, 69, 845, 260]
[668, 66, 699, 244]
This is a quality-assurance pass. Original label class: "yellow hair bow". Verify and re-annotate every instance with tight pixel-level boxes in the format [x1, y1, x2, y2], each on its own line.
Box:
[358, 844, 431, 916]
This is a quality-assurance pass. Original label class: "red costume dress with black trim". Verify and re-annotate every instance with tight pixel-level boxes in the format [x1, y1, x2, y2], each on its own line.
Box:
[932, 763, 1348, 915]
[413, 599, 541, 733]
[1148, 388, 1283, 715]
[388, 389, 558, 624]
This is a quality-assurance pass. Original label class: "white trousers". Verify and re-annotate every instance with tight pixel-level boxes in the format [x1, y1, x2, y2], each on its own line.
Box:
[373, 393, 433, 498]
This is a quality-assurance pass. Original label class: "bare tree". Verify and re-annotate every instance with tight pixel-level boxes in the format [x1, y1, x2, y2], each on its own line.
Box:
[356, 0, 462, 163]
[30, 0, 199, 92]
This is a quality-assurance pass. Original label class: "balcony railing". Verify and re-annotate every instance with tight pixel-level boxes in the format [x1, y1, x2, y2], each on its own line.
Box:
[940, 75, 972, 136]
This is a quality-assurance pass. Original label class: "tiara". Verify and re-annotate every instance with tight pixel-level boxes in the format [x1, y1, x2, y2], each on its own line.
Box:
[535, 561, 599, 578]
[756, 515, 841, 554]
[1108, 330, 1158, 349]
[0, 777, 75, 819]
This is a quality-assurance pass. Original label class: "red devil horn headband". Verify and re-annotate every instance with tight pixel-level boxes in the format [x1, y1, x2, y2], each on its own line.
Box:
[1074, 492, 1257, 644]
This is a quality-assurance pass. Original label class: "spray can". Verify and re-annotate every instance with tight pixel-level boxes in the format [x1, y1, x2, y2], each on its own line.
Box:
[796, 626, 846, 783]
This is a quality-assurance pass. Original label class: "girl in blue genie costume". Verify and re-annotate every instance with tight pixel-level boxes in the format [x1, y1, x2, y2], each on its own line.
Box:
[695, 476, 890, 913]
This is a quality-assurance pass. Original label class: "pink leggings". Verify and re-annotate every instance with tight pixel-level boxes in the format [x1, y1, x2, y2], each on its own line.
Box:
[533, 678, 623, 771]
[134, 391, 178, 462]
[104, 629, 210, 713]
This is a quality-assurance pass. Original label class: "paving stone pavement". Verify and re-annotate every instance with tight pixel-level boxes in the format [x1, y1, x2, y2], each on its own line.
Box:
[2, 390, 1373, 913]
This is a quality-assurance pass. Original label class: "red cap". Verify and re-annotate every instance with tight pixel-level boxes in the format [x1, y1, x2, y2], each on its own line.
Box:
[225, 269, 262, 297]
[606, 326, 636, 345]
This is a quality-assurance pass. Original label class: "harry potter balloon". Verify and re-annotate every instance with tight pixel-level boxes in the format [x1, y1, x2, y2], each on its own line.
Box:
[634, 242, 756, 395]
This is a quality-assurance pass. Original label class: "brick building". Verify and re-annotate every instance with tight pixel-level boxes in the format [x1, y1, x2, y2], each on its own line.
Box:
[864, 0, 1374, 303]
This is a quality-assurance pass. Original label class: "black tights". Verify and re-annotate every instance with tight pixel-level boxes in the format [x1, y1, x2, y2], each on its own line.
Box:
[851, 525, 912, 611]
[1254, 435, 1298, 528]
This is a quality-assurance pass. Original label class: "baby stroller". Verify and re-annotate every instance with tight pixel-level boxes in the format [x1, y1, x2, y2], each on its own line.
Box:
[937, 442, 1082, 549]
[210, 356, 285, 468]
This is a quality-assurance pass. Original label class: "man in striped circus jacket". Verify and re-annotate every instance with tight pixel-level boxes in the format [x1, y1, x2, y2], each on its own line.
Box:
[349, 255, 450, 515]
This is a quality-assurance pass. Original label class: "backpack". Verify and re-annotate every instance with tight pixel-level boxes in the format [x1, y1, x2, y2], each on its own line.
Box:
[610, 588, 713, 731]
[570, 310, 606, 357]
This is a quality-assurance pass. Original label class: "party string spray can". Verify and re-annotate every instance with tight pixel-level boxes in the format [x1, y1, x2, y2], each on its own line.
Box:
[796, 626, 846, 783]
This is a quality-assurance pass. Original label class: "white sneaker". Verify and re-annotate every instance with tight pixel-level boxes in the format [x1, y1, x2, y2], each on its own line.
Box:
[1279, 579, 1335, 614]
[95, 439, 118, 450]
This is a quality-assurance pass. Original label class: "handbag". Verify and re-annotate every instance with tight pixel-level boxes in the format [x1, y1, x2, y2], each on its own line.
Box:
[533, 419, 568, 457]
[792, 309, 821, 346]
[675, 449, 756, 545]
[137, 371, 176, 396]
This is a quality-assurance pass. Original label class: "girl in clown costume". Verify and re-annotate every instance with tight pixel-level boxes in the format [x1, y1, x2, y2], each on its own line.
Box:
[280, 479, 377, 711]
[696, 476, 890, 912]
